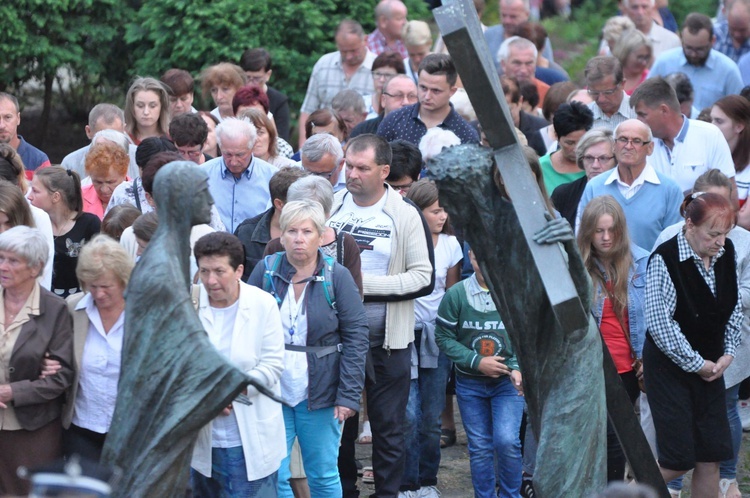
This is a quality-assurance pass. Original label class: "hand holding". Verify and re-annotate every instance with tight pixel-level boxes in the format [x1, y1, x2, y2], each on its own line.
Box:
[478, 356, 511, 378]
[532, 215, 574, 245]
[39, 352, 62, 379]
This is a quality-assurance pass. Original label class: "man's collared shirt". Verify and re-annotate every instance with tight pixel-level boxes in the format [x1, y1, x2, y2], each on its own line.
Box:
[648, 48, 744, 110]
[204, 155, 276, 233]
[588, 93, 637, 132]
[647, 22, 682, 59]
[366, 29, 407, 58]
[649, 116, 736, 194]
[300, 50, 376, 114]
[376, 102, 480, 146]
[603, 162, 661, 199]
[714, 19, 750, 63]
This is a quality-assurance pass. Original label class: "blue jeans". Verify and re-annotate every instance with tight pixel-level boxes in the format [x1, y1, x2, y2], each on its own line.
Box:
[456, 375, 524, 498]
[191, 446, 278, 497]
[667, 382, 740, 489]
[278, 401, 342, 498]
[401, 351, 451, 490]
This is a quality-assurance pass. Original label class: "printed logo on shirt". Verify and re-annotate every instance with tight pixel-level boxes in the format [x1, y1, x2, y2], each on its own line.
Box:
[470, 333, 507, 357]
[329, 213, 392, 252]
[65, 238, 84, 257]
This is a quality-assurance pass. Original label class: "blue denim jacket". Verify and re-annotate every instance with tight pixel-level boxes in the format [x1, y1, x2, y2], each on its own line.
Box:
[591, 244, 649, 358]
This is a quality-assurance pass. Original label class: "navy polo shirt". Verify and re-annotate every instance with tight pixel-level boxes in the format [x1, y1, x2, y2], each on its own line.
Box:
[376, 103, 479, 146]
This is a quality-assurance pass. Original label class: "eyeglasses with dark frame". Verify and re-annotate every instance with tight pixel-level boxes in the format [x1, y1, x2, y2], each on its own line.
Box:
[615, 137, 650, 147]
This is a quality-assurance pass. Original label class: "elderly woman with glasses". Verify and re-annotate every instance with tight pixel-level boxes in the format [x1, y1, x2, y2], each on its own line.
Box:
[0, 226, 73, 496]
[551, 129, 616, 227]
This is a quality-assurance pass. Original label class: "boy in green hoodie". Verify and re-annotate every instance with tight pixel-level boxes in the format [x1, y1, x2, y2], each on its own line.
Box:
[435, 248, 524, 497]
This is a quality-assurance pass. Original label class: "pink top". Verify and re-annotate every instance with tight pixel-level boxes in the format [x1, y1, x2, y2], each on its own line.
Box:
[82, 177, 131, 220]
[625, 70, 649, 96]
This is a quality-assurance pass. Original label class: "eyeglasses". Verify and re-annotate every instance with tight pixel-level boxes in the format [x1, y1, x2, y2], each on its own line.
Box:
[582, 155, 615, 164]
[246, 76, 266, 84]
[382, 92, 419, 102]
[372, 71, 396, 80]
[615, 137, 650, 147]
[177, 146, 203, 160]
[388, 181, 413, 192]
[307, 168, 337, 180]
[587, 84, 621, 99]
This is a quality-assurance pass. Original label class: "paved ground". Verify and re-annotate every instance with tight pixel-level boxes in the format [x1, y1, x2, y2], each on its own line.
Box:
[353, 397, 750, 497]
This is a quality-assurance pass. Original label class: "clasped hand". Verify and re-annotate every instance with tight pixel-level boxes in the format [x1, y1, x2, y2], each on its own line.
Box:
[697, 355, 733, 382]
[478, 356, 523, 394]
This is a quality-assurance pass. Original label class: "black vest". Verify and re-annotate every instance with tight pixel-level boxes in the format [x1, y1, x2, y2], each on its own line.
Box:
[650, 235, 738, 362]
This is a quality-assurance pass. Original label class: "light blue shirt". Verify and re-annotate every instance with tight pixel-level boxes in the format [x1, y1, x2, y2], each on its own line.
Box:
[739, 51, 750, 85]
[203, 155, 276, 233]
[647, 47, 744, 111]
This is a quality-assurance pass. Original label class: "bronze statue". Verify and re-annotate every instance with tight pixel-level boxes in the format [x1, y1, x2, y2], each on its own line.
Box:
[101, 162, 253, 497]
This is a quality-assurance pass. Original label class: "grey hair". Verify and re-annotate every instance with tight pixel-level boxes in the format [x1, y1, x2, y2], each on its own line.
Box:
[498, 36, 538, 63]
[300, 133, 344, 165]
[0, 225, 48, 272]
[576, 129, 615, 169]
[622, 0, 655, 7]
[287, 175, 334, 217]
[91, 129, 131, 152]
[332, 89, 366, 115]
[215, 117, 257, 150]
[419, 128, 461, 162]
[88, 103, 125, 131]
[279, 200, 326, 237]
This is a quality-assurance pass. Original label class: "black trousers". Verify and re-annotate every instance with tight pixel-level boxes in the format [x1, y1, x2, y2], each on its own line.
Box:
[63, 424, 107, 463]
[366, 346, 412, 498]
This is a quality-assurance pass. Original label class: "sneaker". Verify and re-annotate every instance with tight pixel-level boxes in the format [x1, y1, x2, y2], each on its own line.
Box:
[417, 486, 440, 498]
[397, 491, 419, 498]
[667, 489, 681, 498]
[739, 398, 750, 431]
[520, 479, 535, 498]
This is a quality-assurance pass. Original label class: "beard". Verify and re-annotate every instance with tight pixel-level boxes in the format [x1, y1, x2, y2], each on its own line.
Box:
[685, 51, 710, 67]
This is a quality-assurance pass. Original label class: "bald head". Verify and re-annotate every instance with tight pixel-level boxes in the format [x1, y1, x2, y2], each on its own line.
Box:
[614, 119, 654, 169]
[375, 0, 408, 40]
[728, 0, 750, 48]
[500, 0, 530, 33]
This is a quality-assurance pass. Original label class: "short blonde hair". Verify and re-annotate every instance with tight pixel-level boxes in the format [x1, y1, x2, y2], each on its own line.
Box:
[279, 200, 326, 237]
[76, 234, 134, 290]
[402, 20, 433, 48]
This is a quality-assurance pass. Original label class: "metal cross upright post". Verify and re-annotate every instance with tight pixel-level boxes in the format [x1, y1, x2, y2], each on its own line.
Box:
[430, 1, 669, 497]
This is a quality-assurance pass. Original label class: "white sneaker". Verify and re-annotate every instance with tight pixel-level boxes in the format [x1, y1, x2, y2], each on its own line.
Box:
[739, 398, 750, 431]
[667, 488, 681, 498]
[418, 486, 441, 498]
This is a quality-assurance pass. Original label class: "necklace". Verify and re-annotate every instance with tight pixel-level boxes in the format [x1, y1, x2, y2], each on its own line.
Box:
[287, 282, 309, 344]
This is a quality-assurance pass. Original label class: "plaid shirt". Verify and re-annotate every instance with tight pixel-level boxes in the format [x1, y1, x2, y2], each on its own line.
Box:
[714, 20, 750, 63]
[300, 50, 376, 114]
[366, 29, 408, 58]
[646, 231, 743, 372]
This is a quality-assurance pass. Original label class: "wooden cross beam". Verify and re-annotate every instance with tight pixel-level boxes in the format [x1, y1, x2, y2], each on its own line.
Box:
[431, 2, 669, 497]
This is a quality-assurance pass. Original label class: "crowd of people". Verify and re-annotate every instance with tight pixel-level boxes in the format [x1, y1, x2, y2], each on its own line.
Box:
[2, 0, 750, 496]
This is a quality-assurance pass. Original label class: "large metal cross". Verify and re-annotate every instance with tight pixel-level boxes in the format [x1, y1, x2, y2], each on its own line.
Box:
[430, 2, 668, 496]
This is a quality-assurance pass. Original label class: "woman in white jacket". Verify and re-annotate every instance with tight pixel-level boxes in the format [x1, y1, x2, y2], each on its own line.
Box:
[191, 232, 286, 497]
